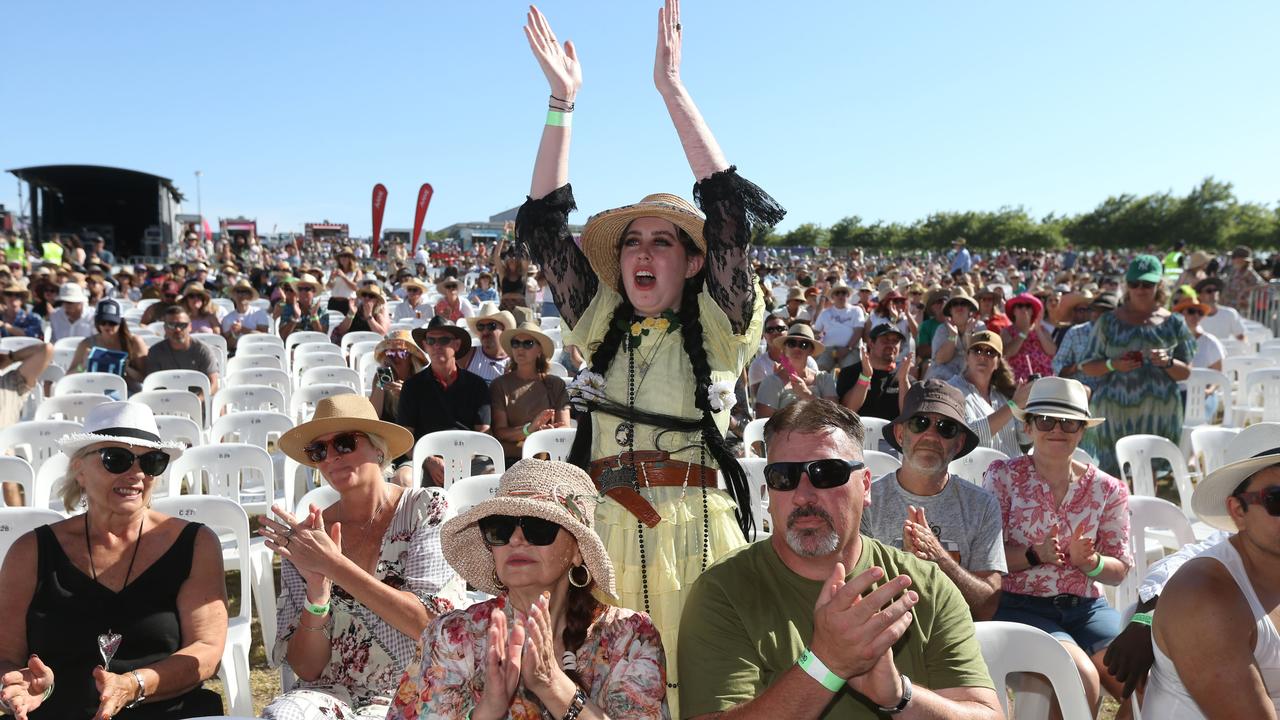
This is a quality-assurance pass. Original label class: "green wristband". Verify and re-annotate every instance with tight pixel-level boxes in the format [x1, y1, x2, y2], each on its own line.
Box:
[1085, 554, 1106, 578]
[1130, 611, 1154, 627]
[1105, 358, 1116, 372]
[546, 110, 572, 128]
[305, 599, 331, 616]
[797, 648, 844, 693]
[858, 374, 872, 383]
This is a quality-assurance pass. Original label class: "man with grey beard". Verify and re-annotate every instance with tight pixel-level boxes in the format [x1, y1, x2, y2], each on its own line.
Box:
[679, 399, 1001, 719]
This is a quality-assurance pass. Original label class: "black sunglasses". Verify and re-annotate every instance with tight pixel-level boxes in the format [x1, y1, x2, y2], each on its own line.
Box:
[96, 446, 170, 476]
[1127, 281, 1156, 290]
[476, 322, 502, 332]
[509, 338, 539, 349]
[784, 339, 813, 351]
[1028, 413, 1084, 433]
[764, 326, 787, 334]
[164, 322, 190, 331]
[479, 515, 563, 546]
[764, 458, 866, 491]
[1236, 487, 1280, 517]
[1182, 308, 1204, 317]
[906, 415, 962, 439]
[302, 432, 368, 464]
[421, 335, 455, 346]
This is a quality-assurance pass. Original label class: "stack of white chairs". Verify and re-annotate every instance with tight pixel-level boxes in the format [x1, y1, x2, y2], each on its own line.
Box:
[226, 368, 292, 406]
[412, 430, 506, 488]
[300, 366, 362, 394]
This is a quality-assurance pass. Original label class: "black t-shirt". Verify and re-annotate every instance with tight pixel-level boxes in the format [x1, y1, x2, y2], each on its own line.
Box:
[396, 366, 491, 439]
[835, 361, 901, 421]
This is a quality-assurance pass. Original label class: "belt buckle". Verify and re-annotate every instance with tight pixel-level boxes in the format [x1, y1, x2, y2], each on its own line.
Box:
[597, 464, 635, 495]
[1052, 594, 1077, 609]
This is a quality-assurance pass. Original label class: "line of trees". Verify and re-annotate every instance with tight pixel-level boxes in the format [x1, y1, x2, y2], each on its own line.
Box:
[756, 178, 1280, 252]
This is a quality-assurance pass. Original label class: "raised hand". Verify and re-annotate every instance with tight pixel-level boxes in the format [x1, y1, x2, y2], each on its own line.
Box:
[472, 608, 526, 720]
[521, 592, 572, 700]
[524, 5, 581, 101]
[903, 505, 947, 563]
[811, 564, 918, 683]
[1067, 523, 1097, 570]
[654, 0, 683, 93]
[0, 655, 54, 720]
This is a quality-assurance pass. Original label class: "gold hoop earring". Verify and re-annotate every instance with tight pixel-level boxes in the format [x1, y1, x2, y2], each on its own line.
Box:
[568, 564, 591, 588]
[492, 570, 506, 592]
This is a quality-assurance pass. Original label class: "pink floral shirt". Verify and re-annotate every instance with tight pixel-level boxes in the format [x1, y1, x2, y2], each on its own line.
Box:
[984, 456, 1133, 598]
[389, 595, 670, 720]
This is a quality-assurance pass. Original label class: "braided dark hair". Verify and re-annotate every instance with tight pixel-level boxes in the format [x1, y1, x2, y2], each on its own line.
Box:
[561, 578, 602, 690]
[565, 227, 754, 539]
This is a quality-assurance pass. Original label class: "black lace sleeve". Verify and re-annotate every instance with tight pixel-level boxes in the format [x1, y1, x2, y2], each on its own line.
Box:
[693, 167, 787, 334]
[515, 184, 596, 328]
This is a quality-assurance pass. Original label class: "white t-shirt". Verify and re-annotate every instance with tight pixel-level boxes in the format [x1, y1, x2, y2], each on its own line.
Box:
[393, 299, 434, 322]
[221, 309, 271, 334]
[813, 305, 867, 349]
[1199, 305, 1245, 340]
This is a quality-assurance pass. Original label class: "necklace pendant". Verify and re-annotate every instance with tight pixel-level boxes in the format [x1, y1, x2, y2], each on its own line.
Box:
[615, 421, 634, 447]
[98, 629, 123, 670]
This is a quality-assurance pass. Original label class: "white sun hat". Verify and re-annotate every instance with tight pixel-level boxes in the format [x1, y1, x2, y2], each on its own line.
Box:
[58, 401, 186, 457]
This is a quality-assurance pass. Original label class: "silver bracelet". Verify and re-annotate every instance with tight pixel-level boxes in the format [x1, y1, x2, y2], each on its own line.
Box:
[124, 670, 146, 709]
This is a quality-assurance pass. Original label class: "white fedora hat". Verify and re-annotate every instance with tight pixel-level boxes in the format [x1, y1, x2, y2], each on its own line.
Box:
[59, 401, 186, 457]
[1010, 377, 1105, 428]
[1192, 430, 1280, 531]
[58, 283, 88, 304]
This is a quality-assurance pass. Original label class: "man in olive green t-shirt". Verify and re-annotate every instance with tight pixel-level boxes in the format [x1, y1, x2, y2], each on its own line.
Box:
[680, 398, 1000, 719]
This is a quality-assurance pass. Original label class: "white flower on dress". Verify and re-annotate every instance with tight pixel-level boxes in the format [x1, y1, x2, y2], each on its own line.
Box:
[567, 370, 607, 411]
[707, 379, 736, 413]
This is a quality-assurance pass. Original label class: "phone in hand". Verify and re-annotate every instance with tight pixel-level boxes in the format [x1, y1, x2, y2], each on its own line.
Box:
[779, 353, 798, 377]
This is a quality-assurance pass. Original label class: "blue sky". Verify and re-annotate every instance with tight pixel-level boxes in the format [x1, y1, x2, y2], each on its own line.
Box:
[4, 1, 1277, 236]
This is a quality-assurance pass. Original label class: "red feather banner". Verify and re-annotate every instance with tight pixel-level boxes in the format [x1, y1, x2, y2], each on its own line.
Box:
[410, 183, 434, 256]
[371, 183, 388, 257]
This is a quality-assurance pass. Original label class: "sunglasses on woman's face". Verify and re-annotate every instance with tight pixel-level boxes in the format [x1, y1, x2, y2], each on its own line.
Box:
[1182, 308, 1204, 317]
[1127, 281, 1156, 290]
[1029, 413, 1084, 433]
[968, 346, 999, 358]
[385, 348, 410, 359]
[509, 338, 539, 349]
[764, 326, 787, 335]
[1235, 487, 1280, 517]
[478, 515, 563, 546]
[763, 458, 866, 491]
[476, 322, 501, 333]
[303, 432, 368, 464]
[96, 446, 170, 476]
[784, 339, 813, 351]
[905, 415, 962, 439]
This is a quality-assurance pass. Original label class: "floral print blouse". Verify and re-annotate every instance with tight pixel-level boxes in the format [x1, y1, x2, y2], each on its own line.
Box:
[388, 595, 671, 720]
[984, 456, 1133, 598]
[272, 488, 468, 710]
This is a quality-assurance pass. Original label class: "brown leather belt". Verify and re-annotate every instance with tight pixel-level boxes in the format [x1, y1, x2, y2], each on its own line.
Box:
[588, 451, 717, 528]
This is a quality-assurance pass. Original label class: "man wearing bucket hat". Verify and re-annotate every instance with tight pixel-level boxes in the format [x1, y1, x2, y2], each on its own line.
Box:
[1137, 432, 1280, 717]
[390, 459, 668, 718]
[865, 380, 1005, 619]
[680, 398, 1002, 718]
[462, 302, 516, 385]
[49, 282, 93, 342]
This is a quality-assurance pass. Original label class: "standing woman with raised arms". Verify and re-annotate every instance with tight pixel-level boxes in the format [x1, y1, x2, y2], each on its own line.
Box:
[514, 1, 785, 710]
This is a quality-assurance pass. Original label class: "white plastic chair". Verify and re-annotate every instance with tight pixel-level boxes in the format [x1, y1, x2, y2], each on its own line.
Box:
[0, 337, 44, 352]
[737, 457, 771, 538]
[193, 333, 229, 373]
[974, 621, 1094, 720]
[144, 369, 214, 427]
[1239, 368, 1280, 424]
[168, 443, 276, 515]
[226, 354, 285, 375]
[210, 411, 296, 512]
[53, 372, 127, 400]
[300, 366, 362, 394]
[547, 361, 569, 378]
[1184, 367, 1233, 429]
[156, 415, 205, 449]
[0, 456, 36, 508]
[0, 420, 82, 481]
[413, 430, 507, 488]
[1115, 496, 1197, 611]
[446, 473, 502, 514]
[741, 417, 767, 458]
[131, 389, 203, 426]
[860, 417, 893, 455]
[238, 343, 288, 366]
[346, 341, 379, 368]
[948, 447, 1010, 485]
[0, 507, 64, 562]
[237, 333, 284, 350]
[30, 453, 73, 514]
[1190, 425, 1240, 481]
[293, 353, 346, 385]
[212, 385, 289, 418]
[521, 428, 577, 462]
[1115, 434, 1215, 547]
[863, 449, 902, 480]
[290, 384, 356, 424]
[284, 331, 331, 368]
[353, 349, 380, 377]
[226, 367, 291, 404]
[34, 393, 111, 423]
[53, 336, 84, 353]
[152, 496, 254, 717]
[340, 331, 383, 358]
[51, 346, 76, 370]
[293, 484, 340, 518]
[540, 316, 561, 331]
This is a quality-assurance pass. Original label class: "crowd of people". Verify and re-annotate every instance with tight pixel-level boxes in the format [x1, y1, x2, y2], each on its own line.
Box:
[1, 2, 1279, 718]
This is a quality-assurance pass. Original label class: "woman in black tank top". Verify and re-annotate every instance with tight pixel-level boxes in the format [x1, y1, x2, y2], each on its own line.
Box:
[0, 402, 227, 719]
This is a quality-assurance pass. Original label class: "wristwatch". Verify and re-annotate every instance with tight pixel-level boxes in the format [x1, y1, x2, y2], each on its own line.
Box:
[876, 673, 913, 715]
[1025, 545, 1042, 567]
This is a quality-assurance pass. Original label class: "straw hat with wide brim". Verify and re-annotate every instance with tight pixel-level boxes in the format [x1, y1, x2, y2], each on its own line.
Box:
[1192, 433, 1280, 531]
[580, 193, 706, 293]
[500, 321, 555, 359]
[374, 329, 428, 366]
[399, 278, 429, 294]
[1051, 291, 1094, 325]
[771, 323, 824, 357]
[290, 274, 322, 292]
[440, 459, 617, 601]
[182, 284, 212, 302]
[1010, 377, 1105, 428]
[435, 276, 463, 294]
[467, 302, 517, 333]
[278, 394, 414, 468]
[1173, 297, 1211, 315]
[229, 279, 259, 300]
[943, 289, 978, 315]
